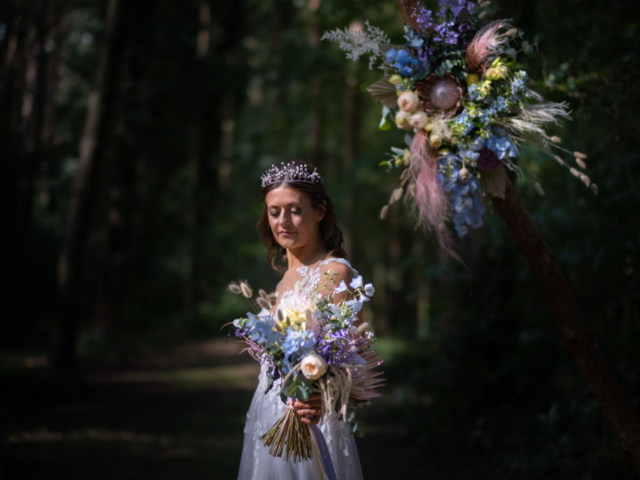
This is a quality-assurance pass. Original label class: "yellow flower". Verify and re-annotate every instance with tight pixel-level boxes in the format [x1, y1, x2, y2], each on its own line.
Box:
[429, 134, 442, 149]
[276, 308, 308, 331]
[486, 65, 508, 81]
[467, 73, 480, 85]
[389, 74, 402, 85]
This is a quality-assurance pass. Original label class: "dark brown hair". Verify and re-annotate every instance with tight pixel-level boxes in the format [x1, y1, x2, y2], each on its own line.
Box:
[258, 161, 347, 270]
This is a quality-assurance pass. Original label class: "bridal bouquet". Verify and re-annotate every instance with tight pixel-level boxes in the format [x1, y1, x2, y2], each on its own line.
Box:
[228, 272, 384, 463]
[323, 0, 595, 254]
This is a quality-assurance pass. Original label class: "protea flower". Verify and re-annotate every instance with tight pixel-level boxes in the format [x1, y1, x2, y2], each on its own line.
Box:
[416, 73, 464, 117]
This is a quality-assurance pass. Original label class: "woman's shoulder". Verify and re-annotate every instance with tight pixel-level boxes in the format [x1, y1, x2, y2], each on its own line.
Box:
[318, 256, 359, 278]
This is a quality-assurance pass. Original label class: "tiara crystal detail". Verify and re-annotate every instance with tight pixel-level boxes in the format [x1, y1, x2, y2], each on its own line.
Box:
[261, 162, 322, 188]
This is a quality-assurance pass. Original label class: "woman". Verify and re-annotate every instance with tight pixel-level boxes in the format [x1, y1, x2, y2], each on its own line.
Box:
[237, 160, 364, 480]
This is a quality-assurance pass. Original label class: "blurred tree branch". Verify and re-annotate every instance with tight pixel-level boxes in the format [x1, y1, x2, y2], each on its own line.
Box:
[492, 177, 640, 475]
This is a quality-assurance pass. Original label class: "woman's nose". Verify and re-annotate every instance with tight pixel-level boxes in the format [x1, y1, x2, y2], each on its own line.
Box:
[279, 212, 291, 226]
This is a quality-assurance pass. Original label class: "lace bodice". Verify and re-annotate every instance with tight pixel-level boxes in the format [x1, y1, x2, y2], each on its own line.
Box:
[274, 257, 359, 314]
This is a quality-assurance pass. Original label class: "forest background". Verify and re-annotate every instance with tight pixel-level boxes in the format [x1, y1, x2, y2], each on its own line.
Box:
[1, 0, 639, 478]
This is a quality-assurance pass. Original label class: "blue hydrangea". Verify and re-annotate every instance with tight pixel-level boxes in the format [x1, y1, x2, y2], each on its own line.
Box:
[438, 156, 485, 236]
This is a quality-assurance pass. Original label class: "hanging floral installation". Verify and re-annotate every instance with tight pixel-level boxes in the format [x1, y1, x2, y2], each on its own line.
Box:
[322, 0, 595, 254]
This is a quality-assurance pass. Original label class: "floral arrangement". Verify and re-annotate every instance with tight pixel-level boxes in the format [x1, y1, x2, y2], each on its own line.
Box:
[228, 272, 384, 463]
[323, 0, 595, 253]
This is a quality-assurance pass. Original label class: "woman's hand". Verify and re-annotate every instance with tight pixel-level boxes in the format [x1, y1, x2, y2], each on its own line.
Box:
[291, 394, 322, 426]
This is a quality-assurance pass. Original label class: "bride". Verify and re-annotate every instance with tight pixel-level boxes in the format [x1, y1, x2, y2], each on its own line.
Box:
[237, 160, 364, 480]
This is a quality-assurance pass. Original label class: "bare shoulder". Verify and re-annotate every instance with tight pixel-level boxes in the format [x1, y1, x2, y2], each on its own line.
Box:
[318, 257, 355, 289]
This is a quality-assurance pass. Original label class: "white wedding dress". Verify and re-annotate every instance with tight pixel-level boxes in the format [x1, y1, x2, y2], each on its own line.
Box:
[237, 258, 364, 480]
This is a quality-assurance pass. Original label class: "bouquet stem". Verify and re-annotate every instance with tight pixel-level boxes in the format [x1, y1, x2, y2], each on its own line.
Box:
[259, 402, 313, 462]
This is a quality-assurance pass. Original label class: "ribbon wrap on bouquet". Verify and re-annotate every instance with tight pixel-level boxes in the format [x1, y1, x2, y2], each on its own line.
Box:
[309, 424, 338, 480]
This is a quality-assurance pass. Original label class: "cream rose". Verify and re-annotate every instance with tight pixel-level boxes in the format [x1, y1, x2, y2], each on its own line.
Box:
[409, 111, 429, 131]
[300, 352, 328, 380]
[397, 91, 420, 112]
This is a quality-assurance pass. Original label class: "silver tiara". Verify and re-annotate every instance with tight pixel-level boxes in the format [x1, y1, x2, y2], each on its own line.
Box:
[261, 162, 322, 188]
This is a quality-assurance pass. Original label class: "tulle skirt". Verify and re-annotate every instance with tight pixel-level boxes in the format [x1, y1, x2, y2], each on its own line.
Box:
[237, 365, 364, 480]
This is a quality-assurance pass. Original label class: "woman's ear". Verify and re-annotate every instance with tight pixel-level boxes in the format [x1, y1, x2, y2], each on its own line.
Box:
[316, 202, 327, 222]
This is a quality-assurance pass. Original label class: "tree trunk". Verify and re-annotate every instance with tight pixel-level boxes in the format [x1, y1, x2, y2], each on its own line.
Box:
[492, 177, 640, 475]
[18, 0, 49, 225]
[96, 122, 134, 340]
[52, 0, 127, 369]
[184, 0, 211, 319]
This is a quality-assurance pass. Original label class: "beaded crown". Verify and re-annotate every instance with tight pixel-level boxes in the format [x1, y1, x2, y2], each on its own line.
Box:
[261, 161, 322, 188]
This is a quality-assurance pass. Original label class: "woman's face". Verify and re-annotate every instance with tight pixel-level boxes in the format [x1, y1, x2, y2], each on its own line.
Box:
[265, 184, 324, 251]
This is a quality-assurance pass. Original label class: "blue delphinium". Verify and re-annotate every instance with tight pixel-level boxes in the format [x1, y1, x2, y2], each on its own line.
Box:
[438, 156, 485, 236]
[283, 328, 315, 357]
[493, 96, 508, 112]
[385, 48, 420, 76]
[251, 318, 284, 347]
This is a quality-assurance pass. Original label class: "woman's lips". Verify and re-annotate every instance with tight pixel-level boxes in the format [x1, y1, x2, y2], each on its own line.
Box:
[279, 231, 296, 236]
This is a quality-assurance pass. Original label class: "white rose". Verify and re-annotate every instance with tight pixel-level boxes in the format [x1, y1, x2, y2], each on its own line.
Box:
[397, 91, 420, 112]
[409, 111, 429, 131]
[300, 352, 328, 380]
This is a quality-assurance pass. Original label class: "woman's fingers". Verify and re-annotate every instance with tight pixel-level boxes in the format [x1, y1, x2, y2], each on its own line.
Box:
[300, 415, 320, 426]
[293, 399, 322, 409]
